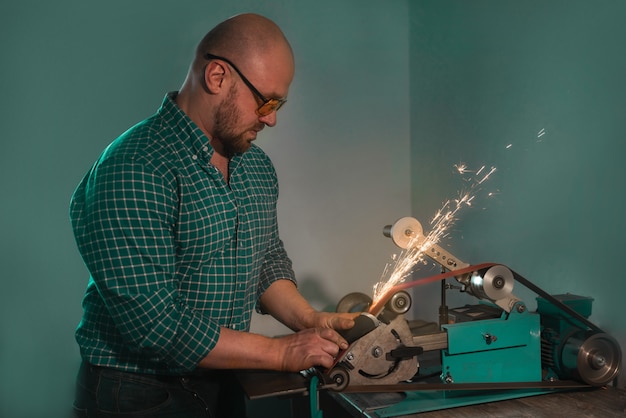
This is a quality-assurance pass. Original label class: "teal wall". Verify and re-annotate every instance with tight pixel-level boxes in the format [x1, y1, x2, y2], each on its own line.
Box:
[409, 0, 626, 386]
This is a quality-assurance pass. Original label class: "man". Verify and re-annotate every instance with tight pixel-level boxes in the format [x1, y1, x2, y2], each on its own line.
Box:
[71, 13, 356, 417]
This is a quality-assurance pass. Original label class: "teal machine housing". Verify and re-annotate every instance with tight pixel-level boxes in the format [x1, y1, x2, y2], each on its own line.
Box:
[441, 303, 541, 384]
[321, 290, 620, 418]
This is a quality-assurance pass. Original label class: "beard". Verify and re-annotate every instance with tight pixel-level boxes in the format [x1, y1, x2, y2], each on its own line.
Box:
[213, 84, 258, 157]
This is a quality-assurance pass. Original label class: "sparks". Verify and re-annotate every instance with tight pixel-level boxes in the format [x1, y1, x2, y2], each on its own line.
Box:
[454, 163, 470, 174]
[372, 190, 474, 303]
[371, 162, 497, 305]
[477, 166, 497, 185]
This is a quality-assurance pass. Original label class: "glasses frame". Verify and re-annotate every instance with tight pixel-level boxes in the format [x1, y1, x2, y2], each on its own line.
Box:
[204, 53, 286, 116]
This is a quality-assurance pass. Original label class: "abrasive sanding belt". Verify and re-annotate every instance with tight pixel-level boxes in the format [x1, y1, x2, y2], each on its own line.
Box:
[368, 262, 601, 333]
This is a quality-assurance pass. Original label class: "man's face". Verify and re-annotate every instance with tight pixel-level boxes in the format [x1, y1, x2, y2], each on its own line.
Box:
[210, 45, 294, 157]
[212, 83, 264, 156]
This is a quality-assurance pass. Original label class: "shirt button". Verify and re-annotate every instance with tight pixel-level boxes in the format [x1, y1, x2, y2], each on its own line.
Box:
[202, 146, 208, 152]
[192, 155, 198, 160]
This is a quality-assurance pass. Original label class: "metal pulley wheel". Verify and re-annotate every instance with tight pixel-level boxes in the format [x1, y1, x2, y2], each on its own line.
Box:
[561, 331, 622, 386]
[336, 292, 372, 313]
[385, 290, 412, 315]
[383, 217, 423, 249]
[328, 367, 350, 391]
[469, 265, 515, 302]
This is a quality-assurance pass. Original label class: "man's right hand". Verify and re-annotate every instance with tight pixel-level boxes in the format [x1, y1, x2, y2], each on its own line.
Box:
[275, 328, 348, 371]
[198, 326, 347, 372]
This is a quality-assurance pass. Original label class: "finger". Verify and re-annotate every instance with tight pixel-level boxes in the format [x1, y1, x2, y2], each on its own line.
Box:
[332, 313, 359, 330]
[307, 352, 335, 370]
[318, 328, 348, 351]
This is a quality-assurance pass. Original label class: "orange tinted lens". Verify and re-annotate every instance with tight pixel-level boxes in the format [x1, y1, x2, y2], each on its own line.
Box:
[257, 99, 284, 116]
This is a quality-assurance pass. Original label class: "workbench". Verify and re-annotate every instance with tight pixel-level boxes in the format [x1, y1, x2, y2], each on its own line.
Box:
[317, 386, 625, 418]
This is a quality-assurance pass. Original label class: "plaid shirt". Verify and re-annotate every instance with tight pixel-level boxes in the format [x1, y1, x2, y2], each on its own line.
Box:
[70, 92, 296, 374]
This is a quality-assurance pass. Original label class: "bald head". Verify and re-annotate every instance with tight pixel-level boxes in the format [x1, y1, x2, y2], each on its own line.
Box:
[179, 13, 294, 108]
[198, 14, 291, 62]
[189, 14, 294, 80]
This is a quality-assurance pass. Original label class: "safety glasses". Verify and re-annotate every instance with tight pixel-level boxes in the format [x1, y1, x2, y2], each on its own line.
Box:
[205, 53, 287, 116]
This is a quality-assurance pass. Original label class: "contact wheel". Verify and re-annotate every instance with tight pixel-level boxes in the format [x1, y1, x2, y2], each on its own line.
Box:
[336, 292, 372, 313]
[385, 290, 412, 315]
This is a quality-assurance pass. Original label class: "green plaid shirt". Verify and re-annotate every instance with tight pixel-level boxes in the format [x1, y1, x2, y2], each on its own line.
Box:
[70, 92, 296, 374]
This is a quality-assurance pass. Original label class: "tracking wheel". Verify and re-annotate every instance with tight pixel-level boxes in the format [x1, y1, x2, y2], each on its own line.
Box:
[328, 367, 350, 391]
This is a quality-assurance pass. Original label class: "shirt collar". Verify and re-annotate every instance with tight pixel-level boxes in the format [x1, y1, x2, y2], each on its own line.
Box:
[158, 91, 214, 162]
[158, 91, 249, 170]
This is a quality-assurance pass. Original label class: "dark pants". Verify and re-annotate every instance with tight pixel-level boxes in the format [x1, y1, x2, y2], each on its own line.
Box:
[73, 361, 247, 418]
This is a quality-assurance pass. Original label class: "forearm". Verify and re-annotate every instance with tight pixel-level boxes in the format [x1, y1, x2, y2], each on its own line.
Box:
[197, 282, 358, 372]
[198, 324, 348, 372]
[197, 327, 282, 370]
[259, 279, 316, 331]
[259, 279, 359, 333]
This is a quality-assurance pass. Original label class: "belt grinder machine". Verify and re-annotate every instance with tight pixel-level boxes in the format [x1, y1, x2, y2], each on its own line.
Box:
[239, 217, 622, 417]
